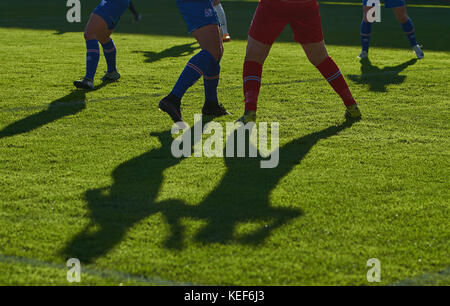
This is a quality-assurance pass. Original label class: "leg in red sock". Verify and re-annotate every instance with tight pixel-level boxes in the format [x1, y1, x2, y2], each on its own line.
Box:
[316, 56, 357, 107]
[243, 60, 263, 111]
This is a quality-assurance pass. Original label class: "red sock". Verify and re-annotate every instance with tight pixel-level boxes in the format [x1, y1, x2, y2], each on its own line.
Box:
[316, 57, 356, 107]
[243, 61, 263, 111]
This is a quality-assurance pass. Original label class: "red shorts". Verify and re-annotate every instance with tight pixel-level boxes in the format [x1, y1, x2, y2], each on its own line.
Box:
[248, 0, 324, 45]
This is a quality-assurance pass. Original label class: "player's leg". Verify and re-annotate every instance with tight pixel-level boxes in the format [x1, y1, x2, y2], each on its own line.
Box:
[359, 3, 373, 59]
[213, 0, 231, 42]
[302, 41, 361, 119]
[87, 19, 120, 82]
[291, 2, 361, 119]
[74, 13, 107, 90]
[194, 25, 229, 117]
[129, 1, 142, 22]
[390, 2, 424, 59]
[99, 32, 122, 82]
[74, 1, 129, 89]
[96, 1, 129, 82]
[238, 37, 272, 123]
[159, 1, 228, 124]
[238, 1, 286, 123]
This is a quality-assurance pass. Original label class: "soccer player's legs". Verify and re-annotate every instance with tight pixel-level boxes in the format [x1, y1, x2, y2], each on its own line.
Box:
[74, 1, 129, 89]
[390, 3, 424, 58]
[94, 0, 129, 80]
[239, 2, 287, 122]
[360, 5, 373, 58]
[73, 14, 106, 90]
[290, 3, 361, 119]
[193, 25, 229, 118]
[302, 41, 361, 119]
[159, 1, 227, 124]
[359, 0, 406, 57]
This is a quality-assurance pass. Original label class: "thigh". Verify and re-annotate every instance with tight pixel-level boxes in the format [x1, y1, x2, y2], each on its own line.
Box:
[84, 13, 111, 43]
[392, 5, 408, 23]
[177, 0, 219, 34]
[248, 2, 288, 46]
[245, 36, 272, 64]
[192, 24, 223, 60]
[301, 40, 328, 66]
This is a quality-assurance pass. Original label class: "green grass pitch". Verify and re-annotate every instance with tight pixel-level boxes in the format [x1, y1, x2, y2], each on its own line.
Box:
[0, 0, 448, 285]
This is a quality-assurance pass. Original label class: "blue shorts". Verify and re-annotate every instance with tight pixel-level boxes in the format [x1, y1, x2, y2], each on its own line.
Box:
[177, 0, 219, 33]
[363, 0, 405, 8]
[93, 0, 130, 30]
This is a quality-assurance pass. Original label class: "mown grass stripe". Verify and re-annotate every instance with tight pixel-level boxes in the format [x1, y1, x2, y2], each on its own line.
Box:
[2, 67, 449, 114]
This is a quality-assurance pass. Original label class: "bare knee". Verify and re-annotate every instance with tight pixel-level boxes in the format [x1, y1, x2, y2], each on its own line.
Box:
[307, 52, 328, 67]
[193, 24, 223, 61]
[209, 45, 224, 62]
[83, 13, 110, 42]
[395, 12, 409, 23]
[84, 30, 95, 41]
[245, 48, 267, 64]
[200, 44, 223, 61]
[302, 41, 329, 66]
[393, 7, 409, 23]
[245, 37, 271, 64]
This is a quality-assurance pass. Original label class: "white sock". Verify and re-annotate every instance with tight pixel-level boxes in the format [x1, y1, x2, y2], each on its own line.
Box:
[214, 4, 229, 36]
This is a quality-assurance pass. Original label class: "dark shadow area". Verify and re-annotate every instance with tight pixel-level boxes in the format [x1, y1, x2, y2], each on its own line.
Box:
[61, 118, 211, 262]
[62, 117, 356, 262]
[1, 1, 449, 51]
[0, 82, 108, 139]
[134, 42, 200, 64]
[347, 58, 417, 92]
[189, 119, 356, 246]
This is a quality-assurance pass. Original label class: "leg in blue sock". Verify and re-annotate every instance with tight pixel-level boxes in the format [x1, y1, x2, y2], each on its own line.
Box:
[401, 18, 418, 47]
[171, 49, 216, 100]
[203, 60, 220, 105]
[360, 20, 372, 53]
[101, 39, 117, 73]
[85, 39, 100, 81]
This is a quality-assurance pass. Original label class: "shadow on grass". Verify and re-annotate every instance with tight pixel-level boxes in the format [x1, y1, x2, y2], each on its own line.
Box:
[347, 58, 417, 92]
[0, 82, 109, 139]
[134, 42, 200, 64]
[61, 117, 356, 263]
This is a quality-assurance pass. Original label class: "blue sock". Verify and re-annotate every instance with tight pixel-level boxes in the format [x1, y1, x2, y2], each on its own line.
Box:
[102, 39, 117, 73]
[360, 20, 372, 53]
[401, 18, 417, 47]
[204, 60, 220, 104]
[171, 50, 216, 99]
[85, 39, 100, 81]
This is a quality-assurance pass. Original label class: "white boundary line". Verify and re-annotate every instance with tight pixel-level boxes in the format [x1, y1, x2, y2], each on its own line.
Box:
[0, 253, 197, 286]
[392, 267, 450, 286]
[2, 253, 448, 286]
